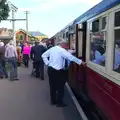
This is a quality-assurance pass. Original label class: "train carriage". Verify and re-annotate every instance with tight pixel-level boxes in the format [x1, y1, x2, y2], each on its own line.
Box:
[52, 0, 120, 120]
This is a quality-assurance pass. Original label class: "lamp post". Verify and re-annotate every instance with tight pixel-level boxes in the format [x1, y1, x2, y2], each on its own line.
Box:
[7, 1, 18, 46]
[24, 11, 30, 42]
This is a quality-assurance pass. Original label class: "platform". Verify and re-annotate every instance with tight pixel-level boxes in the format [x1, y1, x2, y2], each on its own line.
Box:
[0, 64, 82, 120]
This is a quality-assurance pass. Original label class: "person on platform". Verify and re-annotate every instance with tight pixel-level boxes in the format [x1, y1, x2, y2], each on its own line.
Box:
[30, 41, 47, 80]
[16, 43, 22, 66]
[5, 41, 18, 81]
[23, 42, 31, 68]
[47, 40, 53, 49]
[0, 42, 8, 79]
[41, 41, 86, 107]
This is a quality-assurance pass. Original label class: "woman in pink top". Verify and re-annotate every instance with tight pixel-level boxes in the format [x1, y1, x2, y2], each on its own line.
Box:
[23, 42, 31, 67]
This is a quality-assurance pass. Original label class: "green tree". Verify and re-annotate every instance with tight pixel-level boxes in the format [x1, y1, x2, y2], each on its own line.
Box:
[0, 0, 10, 21]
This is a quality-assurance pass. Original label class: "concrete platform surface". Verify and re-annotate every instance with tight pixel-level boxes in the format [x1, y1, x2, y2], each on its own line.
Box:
[0, 65, 82, 120]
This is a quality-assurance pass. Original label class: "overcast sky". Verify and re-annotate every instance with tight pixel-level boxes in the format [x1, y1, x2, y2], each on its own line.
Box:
[0, 0, 102, 37]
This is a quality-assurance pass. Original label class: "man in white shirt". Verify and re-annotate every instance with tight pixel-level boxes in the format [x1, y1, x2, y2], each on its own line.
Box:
[42, 41, 85, 107]
[5, 41, 18, 81]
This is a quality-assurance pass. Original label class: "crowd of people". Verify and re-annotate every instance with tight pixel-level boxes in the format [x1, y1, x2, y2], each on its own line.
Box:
[0, 39, 85, 107]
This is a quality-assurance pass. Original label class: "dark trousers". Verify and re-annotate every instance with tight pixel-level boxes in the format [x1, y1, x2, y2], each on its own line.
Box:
[34, 61, 44, 79]
[2, 60, 8, 78]
[0, 59, 8, 78]
[8, 57, 18, 80]
[23, 54, 29, 67]
[48, 67, 65, 104]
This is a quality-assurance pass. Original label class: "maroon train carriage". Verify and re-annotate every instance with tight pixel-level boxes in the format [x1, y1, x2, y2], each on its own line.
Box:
[51, 0, 120, 120]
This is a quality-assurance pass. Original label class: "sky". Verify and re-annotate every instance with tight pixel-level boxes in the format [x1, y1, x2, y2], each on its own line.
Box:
[0, 0, 102, 37]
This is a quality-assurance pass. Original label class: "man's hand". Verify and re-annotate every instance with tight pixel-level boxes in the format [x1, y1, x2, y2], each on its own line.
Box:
[81, 61, 86, 66]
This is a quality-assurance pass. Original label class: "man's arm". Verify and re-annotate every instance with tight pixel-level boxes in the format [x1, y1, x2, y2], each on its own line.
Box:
[61, 49, 83, 65]
[14, 47, 18, 59]
[41, 49, 50, 65]
[5, 47, 8, 58]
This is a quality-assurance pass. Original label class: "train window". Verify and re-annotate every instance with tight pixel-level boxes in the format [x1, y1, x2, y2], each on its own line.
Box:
[70, 34, 76, 50]
[92, 19, 100, 32]
[66, 32, 69, 38]
[102, 17, 107, 30]
[115, 11, 120, 27]
[90, 32, 106, 66]
[113, 29, 120, 73]
[90, 22, 92, 32]
[63, 33, 65, 38]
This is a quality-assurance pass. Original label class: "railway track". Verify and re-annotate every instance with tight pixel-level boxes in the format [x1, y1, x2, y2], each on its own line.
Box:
[72, 90, 106, 120]
[66, 83, 105, 120]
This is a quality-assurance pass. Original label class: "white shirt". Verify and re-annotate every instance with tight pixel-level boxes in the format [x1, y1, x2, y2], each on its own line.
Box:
[42, 46, 82, 70]
[5, 45, 18, 58]
[68, 49, 76, 54]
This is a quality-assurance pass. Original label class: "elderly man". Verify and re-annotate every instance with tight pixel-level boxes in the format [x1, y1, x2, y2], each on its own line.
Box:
[5, 41, 18, 81]
[42, 41, 85, 107]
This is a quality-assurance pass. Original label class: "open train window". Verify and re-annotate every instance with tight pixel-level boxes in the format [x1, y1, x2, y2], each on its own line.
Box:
[63, 33, 65, 38]
[66, 32, 69, 38]
[102, 17, 107, 30]
[92, 19, 100, 32]
[115, 11, 120, 27]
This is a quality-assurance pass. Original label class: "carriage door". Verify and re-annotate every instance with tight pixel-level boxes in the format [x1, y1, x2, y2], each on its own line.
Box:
[76, 22, 87, 93]
[68, 32, 77, 88]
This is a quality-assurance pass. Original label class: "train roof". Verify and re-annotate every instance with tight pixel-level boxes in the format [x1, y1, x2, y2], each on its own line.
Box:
[60, 0, 120, 32]
[75, 0, 120, 24]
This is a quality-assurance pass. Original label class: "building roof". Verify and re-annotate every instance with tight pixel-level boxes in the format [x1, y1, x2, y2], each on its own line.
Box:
[16, 29, 32, 37]
[28, 31, 47, 37]
[16, 29, 38, 39]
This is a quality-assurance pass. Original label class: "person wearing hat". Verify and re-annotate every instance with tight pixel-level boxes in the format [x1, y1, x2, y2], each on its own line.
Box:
[42, 40, 86, 107]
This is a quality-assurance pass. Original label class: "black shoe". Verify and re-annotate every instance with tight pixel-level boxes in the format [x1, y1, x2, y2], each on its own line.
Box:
[0, 76, 3, 79]
[56, 102, 67, 107]
[36, 76, 40, 78]
[14, 78, 19, 80]
[51, 102, 56, 105]
[5, 76, 8, 78]
[40, 77, 44, 80]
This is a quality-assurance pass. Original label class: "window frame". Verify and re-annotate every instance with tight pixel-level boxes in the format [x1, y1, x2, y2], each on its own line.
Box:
[86, 4, 120, 85]
[110, 8, 120, 79]
[87, 15, 108, 70]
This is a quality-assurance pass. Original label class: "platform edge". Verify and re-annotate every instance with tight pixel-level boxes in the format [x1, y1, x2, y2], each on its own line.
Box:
[65, 83, 88, 120]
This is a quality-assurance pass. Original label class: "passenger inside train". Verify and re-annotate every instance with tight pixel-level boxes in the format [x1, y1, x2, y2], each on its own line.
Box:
[91, 40, 120, 73]
[113, 40, 120, 72]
